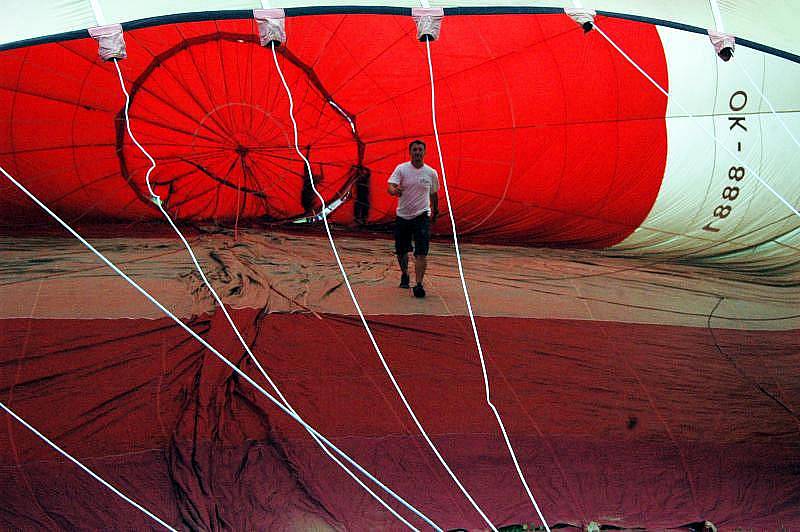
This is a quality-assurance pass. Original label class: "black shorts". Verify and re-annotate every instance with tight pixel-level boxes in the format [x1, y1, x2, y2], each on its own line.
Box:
[394, 213, 430, 257]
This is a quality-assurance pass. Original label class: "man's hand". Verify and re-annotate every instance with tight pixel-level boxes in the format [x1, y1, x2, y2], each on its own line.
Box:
[430, 193, 439, 223]
[388, 183, 403, 197]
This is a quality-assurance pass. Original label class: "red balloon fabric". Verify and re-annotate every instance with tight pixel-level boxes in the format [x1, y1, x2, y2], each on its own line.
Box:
[2, 310, 799, 530]
[3, 11, 797, 532]
[0, 14, 667, 247]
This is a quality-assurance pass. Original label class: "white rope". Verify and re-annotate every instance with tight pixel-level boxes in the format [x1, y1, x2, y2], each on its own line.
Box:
[708, 0, 726, 33]
[270, 41, 496, 530]
[0, 163, 440, 532]
[0, 400, 176, 531]
[735, 60, 800, 151]
[424, 39, 551, 531]
[592, 23, 800, 220]
[111, 59, 425, 531]
[88, 0, 107, 26]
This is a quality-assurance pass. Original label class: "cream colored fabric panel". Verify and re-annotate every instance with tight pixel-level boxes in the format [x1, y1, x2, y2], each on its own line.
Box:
[719, 0, 800, 61]
[707, 48, 800, 269]
[615, 26, 800, 266]
[583, 0, 714, 28]
[0, 0, 95, 45]
[428, 0, 571, 6]
[587, 1, 798, 58]
[0, 1, 798, 59]
[270, 0, 418, 5]
[678, 41, 800, 267]
[97, 0, 258, 26]
[613, 27, 718, 256]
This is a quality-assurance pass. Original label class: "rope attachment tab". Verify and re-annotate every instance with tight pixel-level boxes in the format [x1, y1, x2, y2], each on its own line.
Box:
[88, 24, 126, 61]
[412, 8, 444, 42]
[565, 7, 596, 33]
[708, 30, 735, 61]
[254, 8, 286, 47]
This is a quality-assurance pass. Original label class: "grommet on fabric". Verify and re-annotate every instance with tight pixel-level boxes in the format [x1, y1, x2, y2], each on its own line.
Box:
[254, 8, 286, 47]
[87, 24, 126, 61]
[565, 7, 596, 32]
[412, 8, 444, 42]
[708, 30, 735, 61]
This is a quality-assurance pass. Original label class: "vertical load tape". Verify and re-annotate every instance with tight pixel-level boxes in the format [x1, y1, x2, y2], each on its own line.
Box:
[88, 24, 126, 61]
[708, 30, 735, 61]
[565, 7, 596, 32]
[412, 8, 444, 42]
[254, 8, 286, 47]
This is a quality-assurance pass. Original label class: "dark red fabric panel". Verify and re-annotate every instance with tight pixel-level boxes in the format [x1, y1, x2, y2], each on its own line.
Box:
[0, 14, 666, 247]
[1, 312, 798, 529]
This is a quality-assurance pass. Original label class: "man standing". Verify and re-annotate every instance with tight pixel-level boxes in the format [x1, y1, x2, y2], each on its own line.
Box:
[387, 140, 439, 298]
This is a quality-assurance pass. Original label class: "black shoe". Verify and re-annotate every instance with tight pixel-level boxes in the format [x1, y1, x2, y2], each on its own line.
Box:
[413, 284, 426, 298]
[399, 273, 410, 288]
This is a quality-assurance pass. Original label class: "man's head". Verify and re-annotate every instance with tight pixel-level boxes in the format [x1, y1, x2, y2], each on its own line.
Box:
[409, 140, 426, 167]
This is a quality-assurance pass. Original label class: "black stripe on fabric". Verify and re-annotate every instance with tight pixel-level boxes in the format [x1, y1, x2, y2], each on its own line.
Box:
[0, 29, 88, 51]
[0, 6, 798, 65]
[442, 7, 563, 15]
[595, 10, 800, 64]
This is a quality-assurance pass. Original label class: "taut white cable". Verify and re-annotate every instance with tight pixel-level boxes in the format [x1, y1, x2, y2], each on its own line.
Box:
[424, 39, 551, 531]
[88, 0, 107, 26]
[270, 42, 497, 531]
[735, 60, 800, 151]
[0, 163, 440, 531]
[708, 0, 726, 33]
[112, 59, 428, 532]
[0, 400, 176, 531]
[592, 24, 800, 220]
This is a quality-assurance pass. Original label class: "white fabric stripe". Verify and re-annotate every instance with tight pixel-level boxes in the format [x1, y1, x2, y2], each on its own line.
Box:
[595, 22, 798, 214]
[1, 2, 800, 60]
[613, 26, 800, 265]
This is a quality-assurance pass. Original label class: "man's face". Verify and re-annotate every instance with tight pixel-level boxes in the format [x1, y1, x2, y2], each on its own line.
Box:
[410, 143, 425, 164]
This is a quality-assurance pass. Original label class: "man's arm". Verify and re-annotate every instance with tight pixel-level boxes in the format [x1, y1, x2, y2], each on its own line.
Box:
[387, 165, 403, 196]
[430, 192, 439, 222]
[388, 182, 403, 196]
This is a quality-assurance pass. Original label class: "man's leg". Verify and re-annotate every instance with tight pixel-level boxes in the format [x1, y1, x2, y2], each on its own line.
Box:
[395, 217, 412, 288]
[412, 214, 430, 297]
[398, 253, 410, 288]
[398, 252, 410, 276]
[414, 255, 426, 285]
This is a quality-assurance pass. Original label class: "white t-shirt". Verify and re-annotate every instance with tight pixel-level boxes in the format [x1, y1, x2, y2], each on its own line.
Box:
[387, 162, 440, 220]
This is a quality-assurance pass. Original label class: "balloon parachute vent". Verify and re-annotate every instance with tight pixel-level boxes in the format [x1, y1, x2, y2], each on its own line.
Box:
[254, 8, 286, 47]
[412, 8, 444, 42]
[708, 30, 735, 61]
[565, 8, 596, 33]
[87, 24, 126, 61]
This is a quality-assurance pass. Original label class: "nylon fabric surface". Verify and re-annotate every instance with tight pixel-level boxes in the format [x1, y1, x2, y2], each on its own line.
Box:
[0, 14, 667, 248]
[2, 310, 799, 529]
